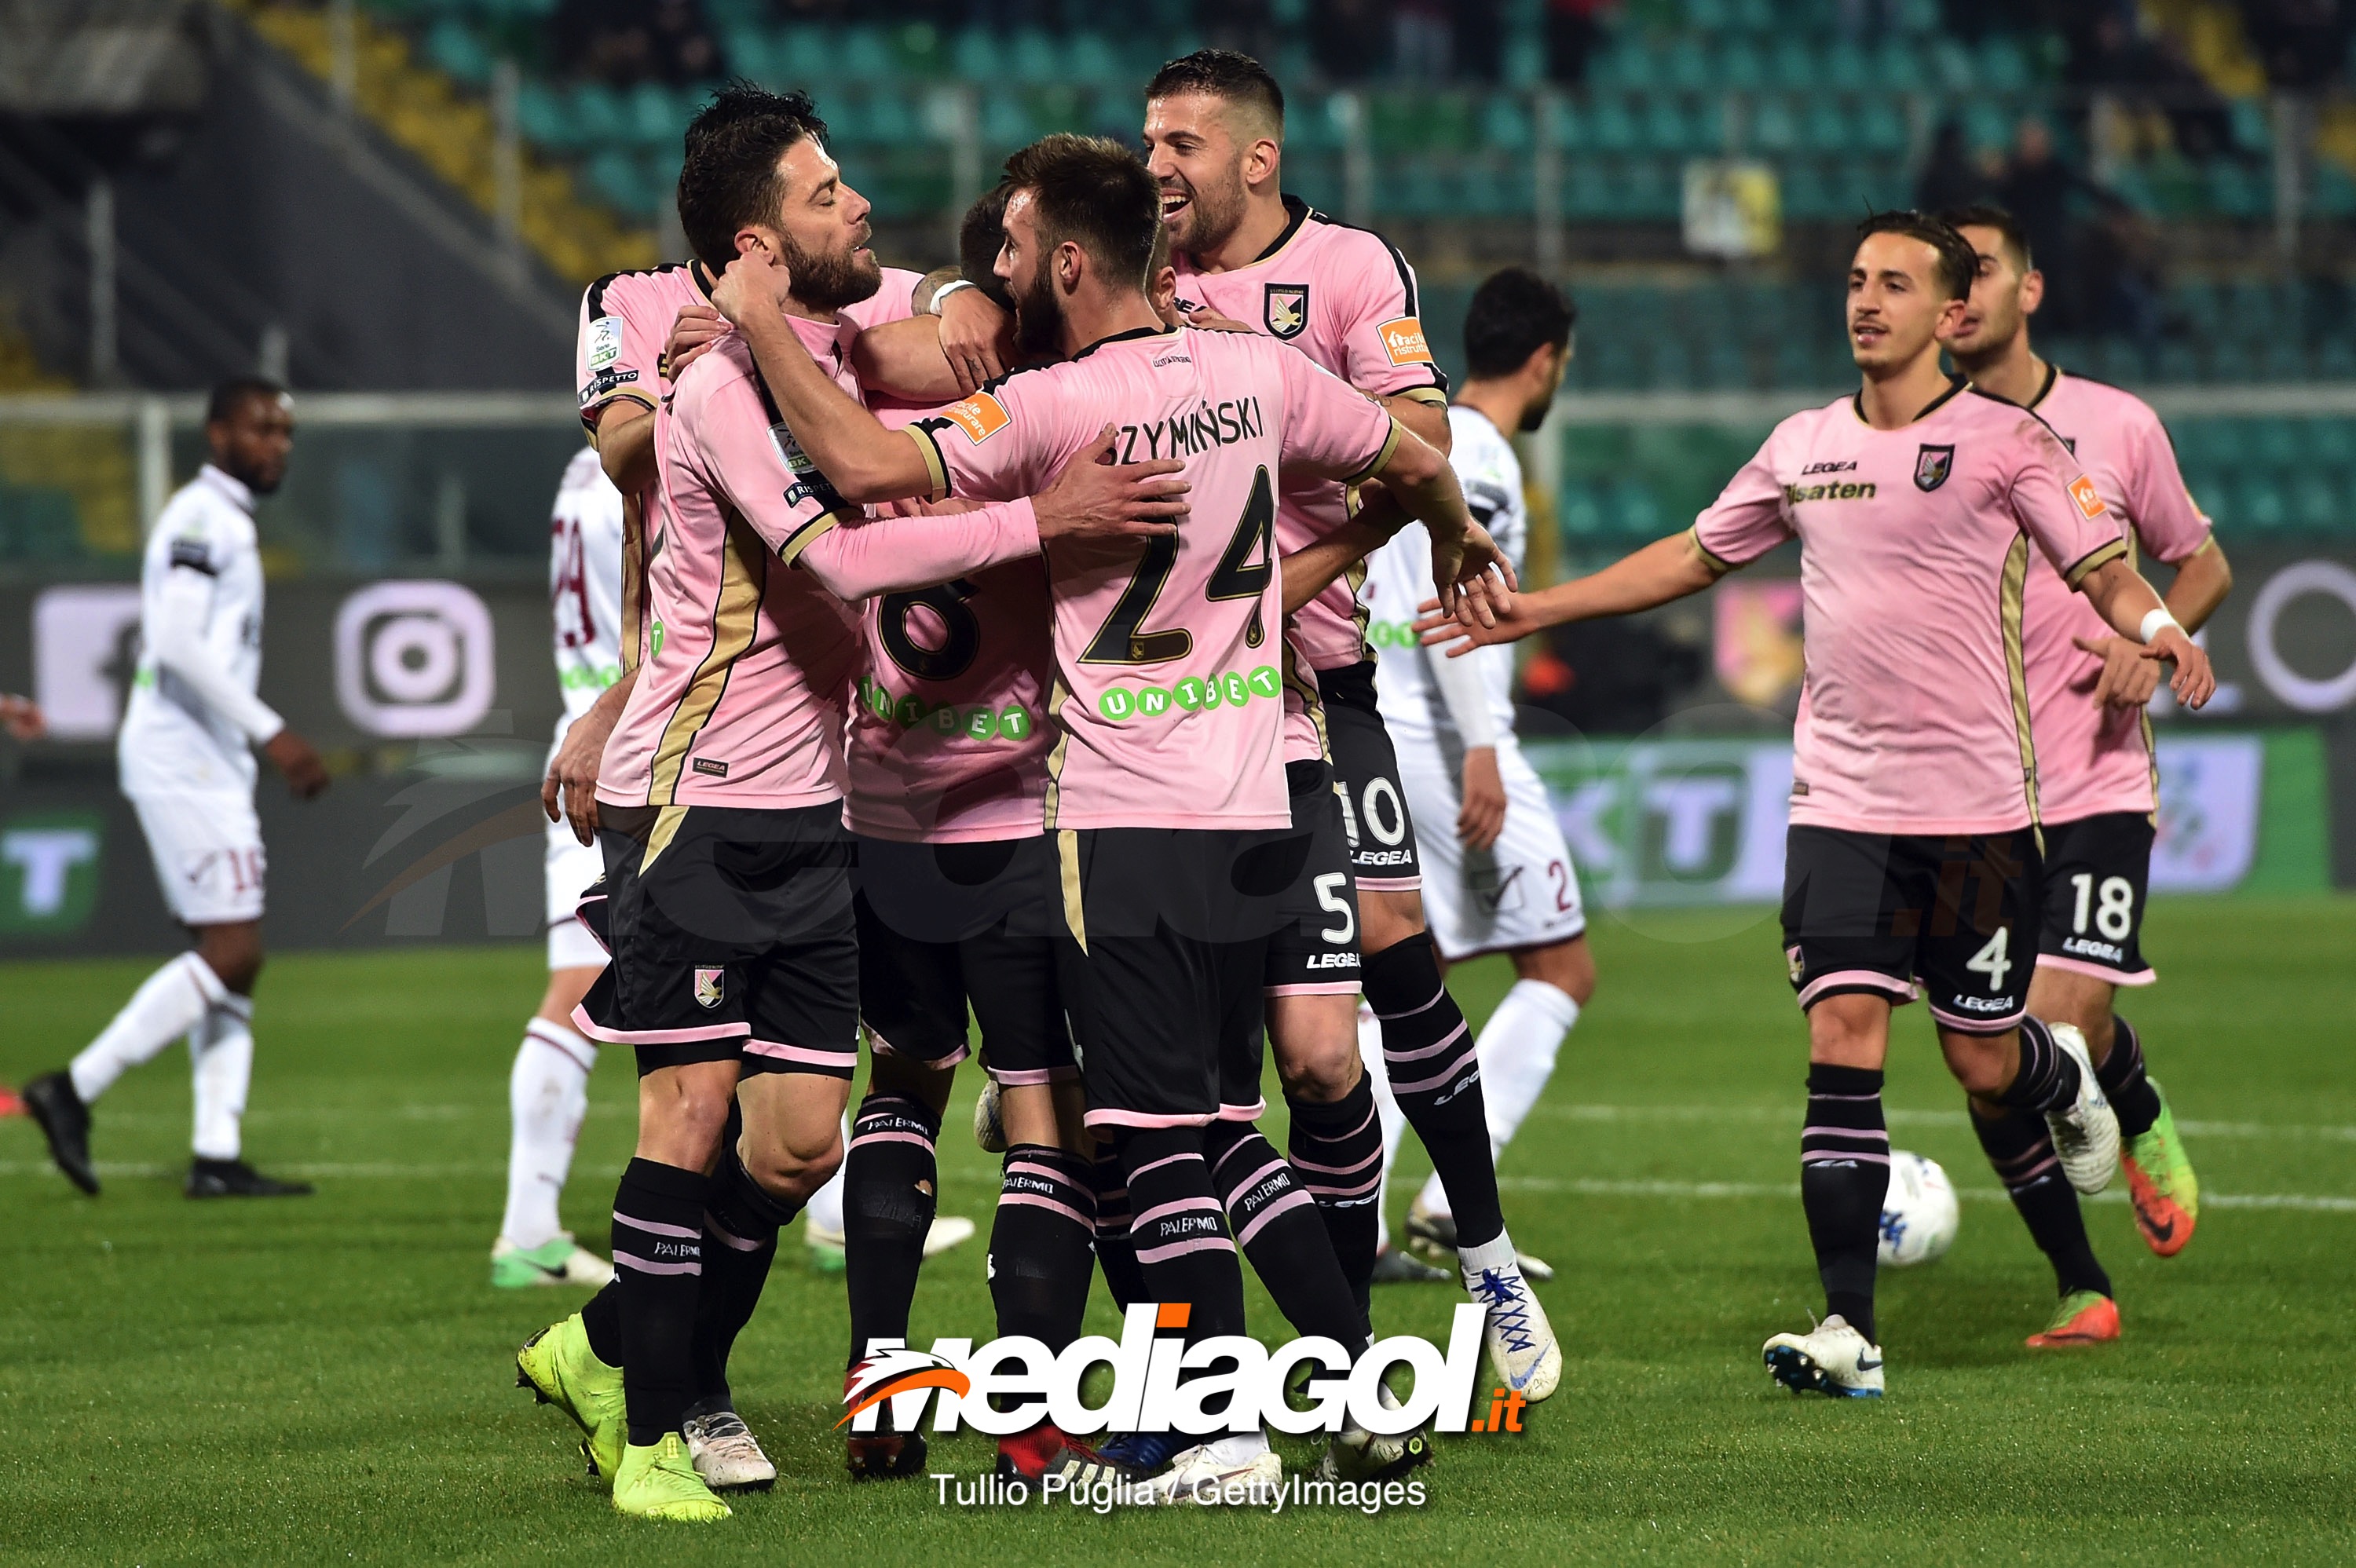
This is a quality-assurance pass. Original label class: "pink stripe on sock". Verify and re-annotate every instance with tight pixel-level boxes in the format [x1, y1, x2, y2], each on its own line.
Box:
[1388, 1053, 1477, 1098]
[1135, 1234, 1235, 1264]
[1800, 1150, 1890, 1166]
[704, 1214, 764, 1252]
[1134, 1196, 1223, 1229]
[1129, 1151, 1205, 1181]
[1000, 1191, 1092, 1228]
[1286, 1146, 1380, 1177]
[613, 1250, 701, 1276]
[1235, 1187, 1317, 1248]
[1383, 1020, 1470, 1064]
[1221, 1157, 1289, 1198]
[613, 1213, 699, 1240]
[1371, 983, 1449, 1023]
[849, 1130, 935, 1153]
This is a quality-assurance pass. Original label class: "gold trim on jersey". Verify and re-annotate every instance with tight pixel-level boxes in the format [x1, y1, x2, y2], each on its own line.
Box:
[2061, 536, 2127, 589]
[1282, 639, 1330, 759]
[640, 803, 691, 873]
[619, 491, 647, 678]
[1040, 674, 1074, 830]
[582, 389, 658, 447]
[1057, 828, 1087, 953]
[1689, 524, 1737, 575]
[777, 506, 857, 567]
[2001, 534, 2043, 837]
[1392, 386, 1450, 408]
[647, 512, 766, 804]
[908, 426, 952, 503]
[1344, 416, 1404, 487]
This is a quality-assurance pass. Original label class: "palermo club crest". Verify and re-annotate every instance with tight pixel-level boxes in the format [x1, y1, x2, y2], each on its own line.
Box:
[1264, 283, 1309, 339]
[693, 967, 725, 1009]
[1914, 444, 1955, 492]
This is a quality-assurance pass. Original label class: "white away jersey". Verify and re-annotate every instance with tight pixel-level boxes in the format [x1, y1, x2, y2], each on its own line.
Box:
[549, 445, 627, 734]
[1367, 405, 1526, 747]
[119, 465, 269, 796]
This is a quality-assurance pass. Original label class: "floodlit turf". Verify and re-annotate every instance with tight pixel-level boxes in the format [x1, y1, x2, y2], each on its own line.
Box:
[5, 898, 2355, 1565]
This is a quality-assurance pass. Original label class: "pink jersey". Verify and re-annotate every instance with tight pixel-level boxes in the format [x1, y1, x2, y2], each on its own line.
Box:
[1171, 198, 1447, 677]
[2016, 368, 2214, 824]
[908, 323, 1399, 831]
[598, 324, 1042, 811]
[1692, 382, 2128, 836]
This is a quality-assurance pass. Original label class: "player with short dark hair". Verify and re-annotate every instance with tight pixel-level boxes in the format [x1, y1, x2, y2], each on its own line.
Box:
[24, 378, 328, 1203]
[708, 130, 1502, 1500]
[1940, 201, 2230, 1344]
[1419, 212, 2217, 1398]
[1140, 49, 1561, 1413]
[1361, 268, 1594, 1281]
[514, 104, 1190, 1523]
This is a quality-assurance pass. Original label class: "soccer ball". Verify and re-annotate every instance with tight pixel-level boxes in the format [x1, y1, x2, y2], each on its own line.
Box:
[1877, 1151, 1959, 1267]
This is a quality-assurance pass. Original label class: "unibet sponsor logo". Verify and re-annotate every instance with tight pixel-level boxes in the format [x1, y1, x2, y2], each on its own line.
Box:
[560, 663, 623, 693]
[1096, 665, 1280, 722]
[1366, 618, 1419, 649]
[1784, 480, 1878, 503]
[1378, 316, 1433, 366]
[859, 675, 1033, 743]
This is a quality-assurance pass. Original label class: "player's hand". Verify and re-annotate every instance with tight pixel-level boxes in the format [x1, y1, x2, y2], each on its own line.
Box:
[1181, 305, 1257, 334]
[0, 694, 44, 740]
[937, 287, 1011, 394]
[666, 303, 729, 378]
[1414, 594, 1542, 657]
[1033, 426, 1188, 543]
[711, 249, 792, 327]
[1428, 521, 1516, 630]
[2143, 624, 2215, 710]
[264, 729, 330, 799]
[1458, 746, 1506, 850]
[2072, 634, 2163, 708]
[543, 682, 629, 846]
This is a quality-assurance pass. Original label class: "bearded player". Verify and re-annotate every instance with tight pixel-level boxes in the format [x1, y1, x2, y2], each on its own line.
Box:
[1940, 202, 2227, 1347]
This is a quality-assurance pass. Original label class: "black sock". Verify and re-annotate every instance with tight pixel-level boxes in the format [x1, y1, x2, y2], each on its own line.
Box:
[1999, 1016, 2083, 1114]
[612, 1157, 709, 1446]
[580, 1281, 624, 1367]
[1970, 1102, 2111, 1299]
[990, 1144, 1096, 1352]
[1088, 1143, 1146, 1310]
[843, 1092, 941, 1369]
[1799, 1064, 1888, 1345]
[2097, 1015, 2162, 1140]
[689, 1140, 798, 1406]
[1115, 1126, 1246, 1341]
[1209, 1120, 1370, 1354]
[1282, 1077, 1383, 1335]
[1363, 933, 1503, 1248]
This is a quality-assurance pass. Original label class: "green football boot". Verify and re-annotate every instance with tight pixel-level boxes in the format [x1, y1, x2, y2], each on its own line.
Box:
[612, 1433, 732, 1522]
[516, 1312, 626, 1482]
[2122, 1083, 2198, 1257]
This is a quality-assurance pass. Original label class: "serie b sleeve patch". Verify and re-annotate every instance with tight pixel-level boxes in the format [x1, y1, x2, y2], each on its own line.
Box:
[2068, 474, 2108, 520]
[1377, 316, 1433, 367]
[940, 392, 1011, 444]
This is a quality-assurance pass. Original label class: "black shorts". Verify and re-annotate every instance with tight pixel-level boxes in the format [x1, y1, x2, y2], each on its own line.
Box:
[2035, 810, 2157, 985]
[1265, 758, 1363, 996]
[1318, 660, 1421, 893]
[1780, 824, 2040, 1036]
[576, 802, 859, 1077]
[852, 833, 1074, 1082]
[1052, 826, 1293, 1130]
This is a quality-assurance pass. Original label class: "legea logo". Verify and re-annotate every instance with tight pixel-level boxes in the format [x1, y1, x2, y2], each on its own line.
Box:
[844, 1302, 1503, 1439]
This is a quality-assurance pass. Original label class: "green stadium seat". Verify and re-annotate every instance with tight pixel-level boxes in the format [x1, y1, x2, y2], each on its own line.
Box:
[1590, 97, 1641, 154]
[1626, 156, 1677, 218]
[423, 18, 491, 86]
[2230, 99, 2272, 155]
[1558, 480, 1609, 538]
[1641, 99, 1693, 156]
[1608, 479, 1666, 538]
[1855, 98, 1907, 155]
[1685, 0, 1732, 33]
[1978, 38, 2032, 91]
[1009, 30, 1062, 86]
[1929, 37, 1977, 90]
[953, 29, 1003, 81]
[1802, 100, 1852, 155]
[518, 79, 569, 149]
[2241, 477, 2289, 531]
[1870, 38, 1926, 93]
[1483, 94, 1533, 152]
[625, 82, 677, 148]
[1606, 42, 1664, 93]
[2292, 475, 2342, 531]
[1751, 95, 1799, 155]
[569, 82, 625, 149]
[1962, 100, 2011, 153]
[840, 27, 897, 85]
[1822, 40, 1870, 92]
[1066, 33, 1122, 86]
[1718, 38, 1766, 91]
[981, 90, 1033, 150]
[1666, 41, 1715, 93]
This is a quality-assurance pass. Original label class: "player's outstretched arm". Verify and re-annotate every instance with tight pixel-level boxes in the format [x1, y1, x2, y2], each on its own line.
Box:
[593, 402, 657, 498]
[2074, 538, 2234, 707]
[543, 668, 637, 846]
[1366, 426, 1517, 623]
[849, 316, 964, 404]
[1414, 529, 1727, 657]
[711, 252, 935, 504]
[2076, 556, 2216, 709]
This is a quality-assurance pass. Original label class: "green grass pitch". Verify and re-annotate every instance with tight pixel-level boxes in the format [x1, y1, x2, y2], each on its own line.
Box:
[5, 897, 2354, 1565]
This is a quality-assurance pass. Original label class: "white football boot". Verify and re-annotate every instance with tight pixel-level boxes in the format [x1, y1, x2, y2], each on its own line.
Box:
[1762, 1314, 1885, 1398]
[1460, 1234, 1561, 1402]
[923, 1215, 977, 1257]
[681, 1409, 778, 1490]
[972, 1078, 1008, 1153]
[2042, 1022, 2120, 1195]
[1147, 1431, 1282, 1504]
[1314, 1380, 1434, 1482]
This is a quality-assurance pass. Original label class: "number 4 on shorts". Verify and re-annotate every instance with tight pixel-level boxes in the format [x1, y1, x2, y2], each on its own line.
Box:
[1966, 926, 2012, 992]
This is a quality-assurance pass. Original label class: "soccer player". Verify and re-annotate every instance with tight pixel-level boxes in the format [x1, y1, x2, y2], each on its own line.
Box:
[1941, 202, 2228, 1343]
[23, 378, 328, 1201]
[492, 447, 626, 1292]
[1140, 53, 1557, 1395]
[1361, 269, 1595, 1280]
[516, 93, 1187, 1522]
[711, 131, 1497, 1499]
[1419, 212, 2216, 1398]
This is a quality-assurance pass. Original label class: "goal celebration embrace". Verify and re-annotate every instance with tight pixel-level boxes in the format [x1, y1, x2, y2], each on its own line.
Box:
[7, 8, 2353, 1563]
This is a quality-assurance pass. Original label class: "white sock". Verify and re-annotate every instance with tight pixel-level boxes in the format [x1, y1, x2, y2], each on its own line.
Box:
[1417, 979, 1580, 1223]
[499, 1019, 598, 1252]
[70, 952, 227, 1104]
[188, 995, 254, 1162]
[1357, 1000, 1407, 1252]
[803, 1112, 852, 1239]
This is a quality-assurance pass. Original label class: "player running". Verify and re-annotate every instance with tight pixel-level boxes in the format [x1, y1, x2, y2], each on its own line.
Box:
[1143, 49, 1557, 1397]
[1361, 269, 1596, 1281]
[23, 379, 328, 1201]
[517, 92, 1187, 1522]
[1419, 212, 2215, 1398]
[1941, 202, 2229, 1344]
[492, 446, 625, 1292]
[712, 131, 1501, 1500]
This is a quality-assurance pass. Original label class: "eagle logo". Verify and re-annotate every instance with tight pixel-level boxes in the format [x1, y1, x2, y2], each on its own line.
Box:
[837, 1347, 971, 1427]
[1264, 283, 1309, 339]
[693, 967, 724, 1009]
[1914, 444, 1955, 492]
